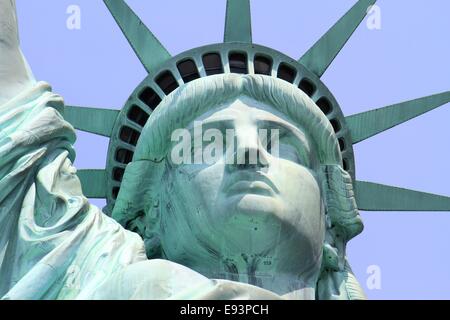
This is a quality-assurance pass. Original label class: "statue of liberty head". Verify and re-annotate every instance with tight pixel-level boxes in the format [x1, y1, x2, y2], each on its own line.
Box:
[59, 0, 450, 299]
[111, 74, 364, 299]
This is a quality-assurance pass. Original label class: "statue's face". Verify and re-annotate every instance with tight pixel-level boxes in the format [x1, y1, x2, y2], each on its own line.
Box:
[159, 96, 325, 288]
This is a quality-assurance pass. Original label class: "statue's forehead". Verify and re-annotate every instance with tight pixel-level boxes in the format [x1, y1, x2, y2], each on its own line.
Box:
[190, 96, 302, 128]
[184, 96, 313, 154]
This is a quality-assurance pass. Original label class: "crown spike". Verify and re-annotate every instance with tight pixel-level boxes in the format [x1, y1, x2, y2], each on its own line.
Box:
[77, 169, 107, 199]
[224, 0, 252, 43]
[64, 105, 119, 137]
[299, 0, 376, 77]
[355, 181, 450, 211]
[103, 0, 171, 74]
[347, 91, 450, 144]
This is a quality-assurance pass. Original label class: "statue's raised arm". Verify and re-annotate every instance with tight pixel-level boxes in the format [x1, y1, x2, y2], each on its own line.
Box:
[0, 0, 146, 300]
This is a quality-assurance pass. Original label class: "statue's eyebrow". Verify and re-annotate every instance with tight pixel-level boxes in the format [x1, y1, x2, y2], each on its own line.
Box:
[257, 119, 311, 152]
[186, 118, 235, 133]
[201, 117, 235, 126]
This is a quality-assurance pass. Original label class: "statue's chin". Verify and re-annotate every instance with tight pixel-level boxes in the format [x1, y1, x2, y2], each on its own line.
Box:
[219, 194, 285, 250]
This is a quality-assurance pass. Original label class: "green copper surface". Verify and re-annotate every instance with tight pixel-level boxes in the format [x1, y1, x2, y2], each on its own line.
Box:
[103, 0, 171, 74]
[224, 0, 252, 43]
[347, 91, 450, 144]
[64, 105, 119, 137]
[299, 0, 377, 77]
[77, 169, 107, 198]
[355, 181, 450, 211]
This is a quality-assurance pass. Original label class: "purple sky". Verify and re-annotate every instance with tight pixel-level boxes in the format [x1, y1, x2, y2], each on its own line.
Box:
[15, 0, 450, 299]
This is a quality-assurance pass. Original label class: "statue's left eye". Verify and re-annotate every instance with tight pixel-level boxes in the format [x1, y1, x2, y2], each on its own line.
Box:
[277, 142, 303, 164]
[274, 134, 310, 167]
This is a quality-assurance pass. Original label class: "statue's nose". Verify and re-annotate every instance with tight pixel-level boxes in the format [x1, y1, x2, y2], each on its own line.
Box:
[229, 126, 269, 169]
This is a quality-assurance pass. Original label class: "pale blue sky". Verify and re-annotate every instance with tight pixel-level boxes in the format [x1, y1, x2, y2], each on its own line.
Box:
[15, 0, 450, 299]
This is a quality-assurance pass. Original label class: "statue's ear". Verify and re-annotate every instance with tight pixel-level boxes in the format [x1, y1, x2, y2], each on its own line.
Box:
[111, 160, 165, 258]
[126, 208, 163, 259]
[320, 164, 363, 241]
[112, 160, 165, 228]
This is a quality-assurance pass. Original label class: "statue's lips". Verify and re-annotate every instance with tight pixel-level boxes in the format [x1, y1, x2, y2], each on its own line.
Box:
[224, 172, 279, 197]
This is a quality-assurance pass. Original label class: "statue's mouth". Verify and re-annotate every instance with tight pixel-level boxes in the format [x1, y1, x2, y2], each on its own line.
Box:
[224, 172, 279, 197]
[226, 180, 274, 197]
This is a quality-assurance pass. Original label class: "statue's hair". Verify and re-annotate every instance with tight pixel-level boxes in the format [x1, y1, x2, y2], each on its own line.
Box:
[112, 74, 365, 300]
